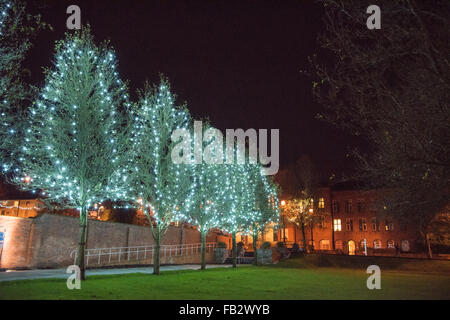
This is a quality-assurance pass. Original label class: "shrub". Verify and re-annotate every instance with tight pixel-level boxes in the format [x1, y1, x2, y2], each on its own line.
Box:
[217, 241, 227, 249]
[261, 241, 272, 249]
[292, 242, 300, 252]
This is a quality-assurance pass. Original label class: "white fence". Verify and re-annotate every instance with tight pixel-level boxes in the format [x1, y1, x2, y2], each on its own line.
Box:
[70, 242, 217, 267]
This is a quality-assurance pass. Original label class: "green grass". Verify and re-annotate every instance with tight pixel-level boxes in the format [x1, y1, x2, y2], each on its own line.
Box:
[1, 257, 449, 300]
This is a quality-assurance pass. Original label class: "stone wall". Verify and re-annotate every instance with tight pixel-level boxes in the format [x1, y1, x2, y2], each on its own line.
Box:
[0, 214, 212, 269]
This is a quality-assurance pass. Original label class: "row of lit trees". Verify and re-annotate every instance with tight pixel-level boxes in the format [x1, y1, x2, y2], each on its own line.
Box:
[0, 10, 280, 280]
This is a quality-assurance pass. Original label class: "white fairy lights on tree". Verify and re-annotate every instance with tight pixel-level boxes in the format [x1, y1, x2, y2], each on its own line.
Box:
[247, 165, 279, 264]
[11, 28, 130, 280]
[177, 123, 230, 270]
[0, 0, 37, 173]
[125, 78, 192, 275]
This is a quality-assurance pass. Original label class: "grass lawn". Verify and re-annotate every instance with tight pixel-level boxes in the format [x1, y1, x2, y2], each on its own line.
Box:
[1, 257, 449, 300]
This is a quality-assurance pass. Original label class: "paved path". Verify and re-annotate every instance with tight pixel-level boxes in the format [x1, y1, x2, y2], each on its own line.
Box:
[0, 264, 233, 282]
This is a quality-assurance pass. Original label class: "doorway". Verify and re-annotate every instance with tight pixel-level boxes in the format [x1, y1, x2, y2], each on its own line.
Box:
[348, 240, 356, 255]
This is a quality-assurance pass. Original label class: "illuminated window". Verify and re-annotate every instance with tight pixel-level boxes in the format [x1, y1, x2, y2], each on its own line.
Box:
[360, 239, 367, 249]
[373, 239, 382, 249]
[401, 240, 410, 252]
[319, 240, 330, 250]
[346, 218, 353, 231]
[387, 240, 395, 249]
[345, 200, 352, 213]
[333, 219, 342, 231]
[318, 198, 325, 209]
[385, 220, 394, 231]
[359, 218, 367, 231]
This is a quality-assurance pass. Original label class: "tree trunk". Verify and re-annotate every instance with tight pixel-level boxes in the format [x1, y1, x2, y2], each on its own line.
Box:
[232, 233, 237, 268]
[419, 228, 433, 259]
[252, 230, 258, 265]
[425, 232, 433, 259]
[76, 205, 88, 281]
[200, 231, 206, 270]
[301, 222, 307, 253]
[153, 229, 161, 275]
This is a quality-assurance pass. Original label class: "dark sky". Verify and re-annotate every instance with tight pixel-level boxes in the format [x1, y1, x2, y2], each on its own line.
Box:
[24, 0, 357, 176]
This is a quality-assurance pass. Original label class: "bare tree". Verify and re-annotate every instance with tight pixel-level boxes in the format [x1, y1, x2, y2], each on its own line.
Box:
[277, 155, 319, 252]
[312, 0, 450, 258]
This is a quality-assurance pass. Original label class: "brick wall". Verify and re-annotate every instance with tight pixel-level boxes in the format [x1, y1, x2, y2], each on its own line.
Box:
[0, 214, 212, 269]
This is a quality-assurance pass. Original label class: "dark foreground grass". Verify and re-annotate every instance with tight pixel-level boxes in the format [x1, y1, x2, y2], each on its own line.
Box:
[1, 260, 449, 300]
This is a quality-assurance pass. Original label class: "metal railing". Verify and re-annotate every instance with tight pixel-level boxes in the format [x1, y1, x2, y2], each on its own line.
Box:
[70, 242, 217, 267]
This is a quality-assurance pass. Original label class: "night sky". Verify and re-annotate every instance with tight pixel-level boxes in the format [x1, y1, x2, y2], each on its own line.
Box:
[24, 0, 357, 177]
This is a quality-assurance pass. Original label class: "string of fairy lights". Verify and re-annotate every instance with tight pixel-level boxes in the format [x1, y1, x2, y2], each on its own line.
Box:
[0, 1, 11, 36]
[1, 22, 280, 238]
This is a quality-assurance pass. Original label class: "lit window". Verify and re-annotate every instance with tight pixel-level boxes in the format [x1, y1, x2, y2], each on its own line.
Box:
[373, 239, 382, 249]
[359, 218, 367, 231]
[401, 240, 410, 252]
[385, 220, 394, 231]
[318, 198, 325, 209]
[360, 239, 368, 249]
[319, 240, 330, 250]
[333, 219, 342, 231]
[387, 240, 395, 249]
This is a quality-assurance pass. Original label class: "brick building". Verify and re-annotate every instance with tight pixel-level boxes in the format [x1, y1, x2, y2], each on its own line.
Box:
[271, 186, 424, 256]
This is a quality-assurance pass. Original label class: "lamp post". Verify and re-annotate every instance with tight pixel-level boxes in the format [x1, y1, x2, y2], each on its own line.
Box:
[280, 200, 286, 243]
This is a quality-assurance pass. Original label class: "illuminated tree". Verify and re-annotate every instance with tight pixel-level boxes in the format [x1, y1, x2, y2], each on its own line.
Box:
[218, 162, 256, 267]
[277, 155, 319, 251]
[0, 0, 50, 173]
[126, 78, 191, 275]
[173, 121, 231, 270]
[10, 28, 130, 279]
[248, 167, 279, 265]
[282, 196, 314, 252]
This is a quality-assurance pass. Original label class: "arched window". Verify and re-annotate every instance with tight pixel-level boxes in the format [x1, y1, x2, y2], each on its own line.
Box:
[360, 239, 367, 249]
[401, 240, 410, 252]
[373, 239, 382, 249]
[387, 240, 395, 249]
